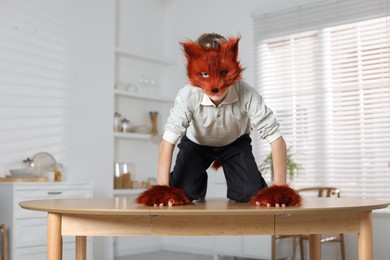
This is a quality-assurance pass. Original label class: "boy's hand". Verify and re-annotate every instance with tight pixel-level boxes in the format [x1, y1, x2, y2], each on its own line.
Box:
[136, 185, 192, 206]
[251, 185, 302, 207]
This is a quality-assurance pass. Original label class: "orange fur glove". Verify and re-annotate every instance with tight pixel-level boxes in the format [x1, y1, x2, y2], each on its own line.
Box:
[251, 185, 302, 207]
[136, 185, 192, 206]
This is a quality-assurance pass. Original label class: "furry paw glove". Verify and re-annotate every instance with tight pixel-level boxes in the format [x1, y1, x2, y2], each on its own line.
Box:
[136, 185, 192, 206]
[251, 185, 302, 207]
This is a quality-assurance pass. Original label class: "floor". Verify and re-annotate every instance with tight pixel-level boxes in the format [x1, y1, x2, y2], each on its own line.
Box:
[115, 251, 251, 260]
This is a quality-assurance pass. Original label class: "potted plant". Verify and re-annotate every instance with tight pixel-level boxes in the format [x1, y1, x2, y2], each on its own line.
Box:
[258, 147, 301, 181]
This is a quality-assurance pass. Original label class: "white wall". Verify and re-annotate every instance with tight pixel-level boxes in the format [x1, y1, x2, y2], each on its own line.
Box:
[65, 0, 114, 259]
[117, 0, 166, 57]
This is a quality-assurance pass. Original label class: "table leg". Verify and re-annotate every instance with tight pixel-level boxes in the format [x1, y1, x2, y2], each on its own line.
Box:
[48, 213, 62, 260]
[76, 236, 87, 260]
[358, 211, 372, 260]
[309, 234, 321, 260]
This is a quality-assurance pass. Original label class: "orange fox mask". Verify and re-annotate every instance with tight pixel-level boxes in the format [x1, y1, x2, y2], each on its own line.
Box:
[182, 37, 244, 96]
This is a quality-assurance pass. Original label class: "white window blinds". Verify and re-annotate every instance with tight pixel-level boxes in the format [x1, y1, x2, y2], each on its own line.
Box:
[0, 0, 69, 169]
[253, 0, 390, 203]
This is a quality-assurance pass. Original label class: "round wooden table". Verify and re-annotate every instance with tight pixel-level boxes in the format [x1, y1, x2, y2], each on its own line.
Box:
[20, 196, 389, 260]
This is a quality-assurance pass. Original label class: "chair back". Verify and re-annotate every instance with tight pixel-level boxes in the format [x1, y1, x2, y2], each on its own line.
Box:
[297, 187, 340, 198]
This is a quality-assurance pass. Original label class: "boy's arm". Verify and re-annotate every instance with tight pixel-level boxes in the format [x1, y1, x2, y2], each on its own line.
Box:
[271, 136, 287, 185]
[157, 139, 175, 186]
[136, 139, 192, 206]
[252, 136, 302, 207]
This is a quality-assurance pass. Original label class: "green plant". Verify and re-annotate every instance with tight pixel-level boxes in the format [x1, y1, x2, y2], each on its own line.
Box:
[258, 148, 301, 181]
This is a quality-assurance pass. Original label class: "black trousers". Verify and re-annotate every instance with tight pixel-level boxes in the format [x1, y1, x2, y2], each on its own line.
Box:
[170, 134, 268, 202]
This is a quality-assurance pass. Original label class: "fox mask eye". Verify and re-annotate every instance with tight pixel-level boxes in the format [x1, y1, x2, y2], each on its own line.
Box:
[199, 72, 209, 78]
[199, 70, 228, 79]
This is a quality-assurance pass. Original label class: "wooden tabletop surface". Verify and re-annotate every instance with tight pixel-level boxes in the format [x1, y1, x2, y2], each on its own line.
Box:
[19, 197, 389, 216]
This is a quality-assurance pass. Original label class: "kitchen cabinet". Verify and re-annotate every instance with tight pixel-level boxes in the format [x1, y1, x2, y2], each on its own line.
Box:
[113, 87, 172, 193]
[113, 0, 175, 256]
[0, 182, 93, 260]
[113, 0, 176, 193]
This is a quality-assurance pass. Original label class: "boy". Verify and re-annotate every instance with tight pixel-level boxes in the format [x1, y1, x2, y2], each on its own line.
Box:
[137, 33, 300, 207]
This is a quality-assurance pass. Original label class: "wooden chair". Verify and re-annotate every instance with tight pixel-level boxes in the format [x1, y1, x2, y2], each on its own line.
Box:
[0, 224, 7, 260]
[271, 187, 346, 260]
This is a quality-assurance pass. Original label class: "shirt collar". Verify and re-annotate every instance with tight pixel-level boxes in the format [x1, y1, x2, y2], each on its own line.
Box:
[200, 84, 239, 106]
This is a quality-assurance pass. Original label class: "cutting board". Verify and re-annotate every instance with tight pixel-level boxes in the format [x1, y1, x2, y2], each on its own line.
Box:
[0, 176, 48, 182]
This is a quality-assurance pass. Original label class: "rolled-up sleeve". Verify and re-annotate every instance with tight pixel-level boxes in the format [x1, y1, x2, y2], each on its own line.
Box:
[163, 87, 193, 144]
[246, 89, 281, 143]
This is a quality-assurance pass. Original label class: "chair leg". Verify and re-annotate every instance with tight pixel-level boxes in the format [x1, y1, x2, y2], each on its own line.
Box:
[292, 237, 296, 259]
[339, 233, 346, 260]
[271, 235, 276, 260]
[1, 224, 7, 260]
[299, 237, 305, 260]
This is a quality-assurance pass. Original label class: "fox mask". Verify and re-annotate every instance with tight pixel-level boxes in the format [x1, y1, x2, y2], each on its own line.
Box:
[182, 37, 244, 96]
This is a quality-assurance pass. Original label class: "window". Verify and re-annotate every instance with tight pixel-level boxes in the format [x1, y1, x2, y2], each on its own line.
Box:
[253, 1, 390, 203]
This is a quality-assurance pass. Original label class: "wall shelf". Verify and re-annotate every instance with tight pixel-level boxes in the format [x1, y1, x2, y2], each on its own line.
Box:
[114, 89, 173, 102]
[115, 48, 176, 65]
[114, 132, 152, 140]
[113, 188, 145, 196]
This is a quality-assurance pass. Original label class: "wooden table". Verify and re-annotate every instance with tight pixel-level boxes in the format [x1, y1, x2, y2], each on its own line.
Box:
[19, 197, 389, 260]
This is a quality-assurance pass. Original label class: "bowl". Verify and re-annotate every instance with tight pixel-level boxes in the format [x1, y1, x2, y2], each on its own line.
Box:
[9, 168, 34, 178]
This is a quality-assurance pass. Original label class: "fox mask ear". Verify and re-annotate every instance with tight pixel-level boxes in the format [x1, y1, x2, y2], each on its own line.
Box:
[220, 37, 240, 61]
[182, 41, 204, 61]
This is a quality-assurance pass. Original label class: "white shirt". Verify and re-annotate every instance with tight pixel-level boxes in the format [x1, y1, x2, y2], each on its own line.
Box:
[163, 80, 281, 147]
